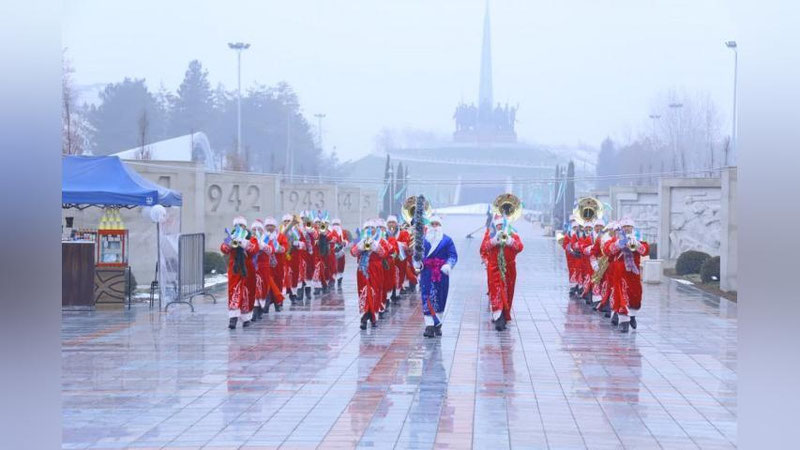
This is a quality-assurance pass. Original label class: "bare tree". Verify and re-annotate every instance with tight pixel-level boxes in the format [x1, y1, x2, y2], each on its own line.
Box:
[136, 110, 152, 160]
[62, 49, 91, 155]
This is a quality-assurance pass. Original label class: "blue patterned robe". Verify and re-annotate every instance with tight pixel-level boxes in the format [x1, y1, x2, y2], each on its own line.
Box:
[419, 234, 458, 325]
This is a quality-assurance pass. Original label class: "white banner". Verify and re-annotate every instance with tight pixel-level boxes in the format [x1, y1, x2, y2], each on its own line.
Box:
[158, 207, 181, 305]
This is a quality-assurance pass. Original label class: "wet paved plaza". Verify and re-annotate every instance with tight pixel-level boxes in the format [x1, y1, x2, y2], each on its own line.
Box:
[62, 220, 737, 449]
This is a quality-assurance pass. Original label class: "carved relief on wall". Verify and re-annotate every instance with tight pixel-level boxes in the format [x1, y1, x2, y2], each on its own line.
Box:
[668, 187, 721, 259]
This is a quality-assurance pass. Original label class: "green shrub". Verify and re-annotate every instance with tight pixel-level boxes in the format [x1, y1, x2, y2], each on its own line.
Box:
[700, 256, 721, 283]
[648, 243, 658, 260]
[675, 250, 711, 275]
[127, 271, 137, 296]
[204, 251, 227, 275]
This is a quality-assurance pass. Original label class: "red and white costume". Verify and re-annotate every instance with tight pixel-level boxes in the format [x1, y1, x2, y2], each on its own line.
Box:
[387, 215, 410, 292]
[331, 219, 349, 283]
[220, 216, 258, 322]
[351, 220, 386, 326]
[603, 218, 650, 327]
[480, 217, 524, 322]
[263, 217, 287, 308]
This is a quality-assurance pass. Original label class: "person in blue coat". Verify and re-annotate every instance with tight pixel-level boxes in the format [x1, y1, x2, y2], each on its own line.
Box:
[413, 215, 458, 338]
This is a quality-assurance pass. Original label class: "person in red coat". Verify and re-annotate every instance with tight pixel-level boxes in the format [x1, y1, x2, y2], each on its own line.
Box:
[603, 217, 650, 333]
[576, 222, 596, 304]
[592, 221, 617, 315]
[351, 220, 386, 329]
[379, 218, 401, 304]
[248, 219, 269, 322]
[323, 218, 340, 291]
[402, 221, 418, 292]
[264, 217, 287, 311]
[331, 218, 349, 289]
[221, 216, 259, 329]
[387, 215, 410, 298]
[561, 218, 581, 297]
[280, 214, 302, 303]
[298, 212, 316, 299]
[480, 215, 524, 331]
[373, 219, 393, 317]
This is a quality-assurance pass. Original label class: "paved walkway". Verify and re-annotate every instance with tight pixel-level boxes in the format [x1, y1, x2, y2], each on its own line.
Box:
[62, 219, 737, 449]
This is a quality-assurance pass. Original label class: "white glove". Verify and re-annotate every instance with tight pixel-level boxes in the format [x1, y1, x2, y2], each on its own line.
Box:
[441, 264, 452, 276]
[264, 245, 273, 255]
[358, 241, 366, 251]
[293, 241, 304, 249]
[413, 261, 422, 272]
[491, 236, 502, 247]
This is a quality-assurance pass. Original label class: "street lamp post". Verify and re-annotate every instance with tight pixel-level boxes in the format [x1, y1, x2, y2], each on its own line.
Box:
[725, 40, 738, 166]
[668, 103, 684, 175]
[228, 42, 250, 162]
[648, 114, 661, 142]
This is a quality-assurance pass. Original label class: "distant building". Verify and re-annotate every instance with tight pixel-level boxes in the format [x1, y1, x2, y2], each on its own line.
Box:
[112, 132, 218, 171]
[342, 3, 590, 211]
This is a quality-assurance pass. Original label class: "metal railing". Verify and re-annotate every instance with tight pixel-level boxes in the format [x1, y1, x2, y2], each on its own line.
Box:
[164, 233, 216, 311]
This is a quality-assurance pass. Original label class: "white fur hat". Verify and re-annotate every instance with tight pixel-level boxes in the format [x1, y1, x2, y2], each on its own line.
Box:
[594, 219, 606, 227]
[429, 215, 443, 225]
[250, 219, 265, 231]
[386, 215, 398, 223]
[363, 220, 375, 228]
[281, 214, 292, 222]
[332, 218, 342, 225]
[375, 218, 386, 228]
[264, 217, 277, 227]
[233, 216, 247, 227]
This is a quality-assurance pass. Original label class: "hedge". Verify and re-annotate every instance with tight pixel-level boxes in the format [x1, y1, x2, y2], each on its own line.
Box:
[675, 250, 711, 275]
[204, 251, 227, 275]
[700, 255, 721, 283]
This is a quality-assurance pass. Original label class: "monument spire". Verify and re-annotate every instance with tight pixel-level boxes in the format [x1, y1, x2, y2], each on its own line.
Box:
[479, 0, 493, 109]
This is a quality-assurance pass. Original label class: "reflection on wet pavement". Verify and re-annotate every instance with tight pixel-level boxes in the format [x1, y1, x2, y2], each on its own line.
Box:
[63, 221, 736, 449]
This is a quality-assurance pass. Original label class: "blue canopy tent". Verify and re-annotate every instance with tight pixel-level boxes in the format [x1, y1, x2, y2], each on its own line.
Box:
[62, 156, 183, 310]
[62, 155, 182, 209]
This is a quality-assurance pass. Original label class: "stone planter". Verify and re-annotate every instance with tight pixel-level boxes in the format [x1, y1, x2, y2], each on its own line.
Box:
[642, 259, 663, 284]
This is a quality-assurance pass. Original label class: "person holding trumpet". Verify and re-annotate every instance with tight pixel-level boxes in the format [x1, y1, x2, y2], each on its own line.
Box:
[603, 217, 650, 332]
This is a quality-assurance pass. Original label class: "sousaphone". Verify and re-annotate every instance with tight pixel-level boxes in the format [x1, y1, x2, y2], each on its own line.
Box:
[573, 197, 604, 226]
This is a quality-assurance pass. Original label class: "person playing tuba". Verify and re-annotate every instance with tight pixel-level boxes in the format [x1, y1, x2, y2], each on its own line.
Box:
[480, 194, 525, 331]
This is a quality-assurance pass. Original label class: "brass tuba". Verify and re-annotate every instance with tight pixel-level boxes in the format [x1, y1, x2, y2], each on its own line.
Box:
[492, 193, 522, 222]
[401, 195, 432, 224]
[573, 197, 604, 226]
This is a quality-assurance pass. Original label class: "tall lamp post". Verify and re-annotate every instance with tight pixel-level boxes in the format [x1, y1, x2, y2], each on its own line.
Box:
[725, 40, 738, 166]
[668, 102, 684, 175]
[228, 42, 250, 161]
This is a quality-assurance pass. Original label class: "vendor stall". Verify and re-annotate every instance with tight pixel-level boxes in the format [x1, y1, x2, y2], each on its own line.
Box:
[62, 156, 182, 309]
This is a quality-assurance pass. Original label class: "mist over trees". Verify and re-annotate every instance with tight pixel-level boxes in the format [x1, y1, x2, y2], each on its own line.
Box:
[65, 55, 328, 175]
[595, 89, 730, 190]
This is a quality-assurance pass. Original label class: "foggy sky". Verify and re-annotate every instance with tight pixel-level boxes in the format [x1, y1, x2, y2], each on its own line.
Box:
[63, 0, 737, 161]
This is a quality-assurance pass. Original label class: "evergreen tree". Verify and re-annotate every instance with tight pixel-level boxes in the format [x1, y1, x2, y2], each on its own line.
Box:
[169, 60, 215, 138]
[87, 78, 165, 155]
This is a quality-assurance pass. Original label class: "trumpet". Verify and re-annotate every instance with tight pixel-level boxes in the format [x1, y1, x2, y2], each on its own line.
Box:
[320, 222, 328, 232]
[230, 239, 240, 248]
[628, 238, 639, 252]
[304, 220, 313, 228]
[499, 231, 509, 242]
[363, 239, 373, 251]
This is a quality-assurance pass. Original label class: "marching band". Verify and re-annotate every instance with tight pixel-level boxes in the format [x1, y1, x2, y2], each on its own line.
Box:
[220, 194, 646, 335]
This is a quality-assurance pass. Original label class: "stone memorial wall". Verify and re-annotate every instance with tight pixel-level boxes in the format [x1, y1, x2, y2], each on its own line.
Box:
[658, 177, 723, 266]
[63, 161, 378, 285]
